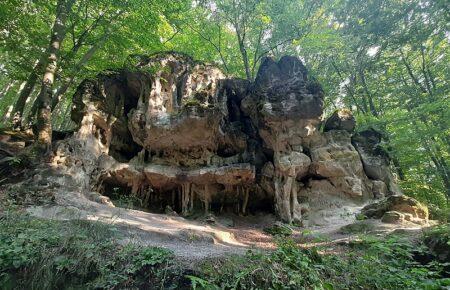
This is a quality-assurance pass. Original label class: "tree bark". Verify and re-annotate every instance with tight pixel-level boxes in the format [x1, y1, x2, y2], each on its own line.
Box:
[50, 8, 125, 110]
[10, 57, 46, 127]
[410, 114, 450, 201]
[51, 38, 104, 110]
[358, 67, 378, 117]
[424, 142, 450, 201]
[330, 59, 366, 113]
[236, 31, 252, 81]
[35, 0, 75, 150]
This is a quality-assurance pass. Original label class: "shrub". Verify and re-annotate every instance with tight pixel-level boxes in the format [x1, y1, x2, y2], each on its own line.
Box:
[189, 234, 449, 289]
[0, 212, 182, 289]
[263, 223, 293, 236]
[323, 234, 449, 289]
[190, 238, 327, 289]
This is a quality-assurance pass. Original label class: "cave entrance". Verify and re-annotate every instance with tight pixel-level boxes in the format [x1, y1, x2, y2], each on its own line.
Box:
[100, 179, 274, 218]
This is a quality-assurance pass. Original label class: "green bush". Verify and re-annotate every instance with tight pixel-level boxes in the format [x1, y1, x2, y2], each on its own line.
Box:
[189, 234, 449, 290]
[190, 238, 325, 290]
[428, 204, 450, 222]
[0, 212, 182, 290]
[324, 235, 449, 289]
[423, 224, 450, 275]
[1, 211, 449, 289]
[263, 223, 293, 236]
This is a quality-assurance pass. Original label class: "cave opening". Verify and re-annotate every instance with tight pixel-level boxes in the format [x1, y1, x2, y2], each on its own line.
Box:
[100, 177, 274, 219]
[108, 128, 143, 163]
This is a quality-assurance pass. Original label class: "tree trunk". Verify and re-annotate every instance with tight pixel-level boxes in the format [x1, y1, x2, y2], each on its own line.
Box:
[358, 67, 378, 117]
[390, 153, 405, 181]
[35, 0, 75, 150]
[330, 59, 366, 113]
[410, 115, 450, 201]
[236, 32, 252, 81]
[424, 143, 450, 201]
[51, 37, 104, 110]
[10, 57, 46, 127]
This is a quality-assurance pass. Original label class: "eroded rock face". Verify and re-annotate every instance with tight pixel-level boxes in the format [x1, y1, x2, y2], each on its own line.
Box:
[352, 129, 402, 195]
[58, 52, 402, 225]
[324, 109, 356, 133]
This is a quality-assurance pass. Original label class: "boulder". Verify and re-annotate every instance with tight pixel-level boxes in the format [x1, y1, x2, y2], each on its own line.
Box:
[361, 195, 428, 224]
[352, 128, 402, 195]
[323, 109, 356, 133]
[381, 211, 405, 224]
[241, 56, 324, 150]
[306, 130, 371, 198]
[370, 180, 388, 199]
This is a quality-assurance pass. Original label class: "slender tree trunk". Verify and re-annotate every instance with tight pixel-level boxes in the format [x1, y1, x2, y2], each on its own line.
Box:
[35, 0, 75, 150]
[0, 81, 17, 100]
[424, 143, 450, 201]
[47, 10, 123, 111]
[410, 114, 450, 201]
[236, 32, 252, 81]
[10, 57, 46, 127]
[358, 67, 378, 117]
[391, 154, 405, 181]
[330, 59, 366, 113]
[51, 36, 105, 110]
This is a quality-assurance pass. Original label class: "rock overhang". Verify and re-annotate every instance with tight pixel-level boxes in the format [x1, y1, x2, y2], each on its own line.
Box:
[63, 52, 401, 224]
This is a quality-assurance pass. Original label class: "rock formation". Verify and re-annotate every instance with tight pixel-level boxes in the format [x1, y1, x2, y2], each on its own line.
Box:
[54, 52, 402, 225]
[361, 195, 428, 225]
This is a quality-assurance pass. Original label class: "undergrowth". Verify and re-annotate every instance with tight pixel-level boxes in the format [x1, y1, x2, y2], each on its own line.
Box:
[189, 233, 450, 290]
[0, 209, 449, 289]
[0, 211, 186, 290]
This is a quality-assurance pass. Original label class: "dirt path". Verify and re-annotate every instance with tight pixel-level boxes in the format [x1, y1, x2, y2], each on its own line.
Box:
[24, 187, 337, 261]
[23, 179, 425, 262]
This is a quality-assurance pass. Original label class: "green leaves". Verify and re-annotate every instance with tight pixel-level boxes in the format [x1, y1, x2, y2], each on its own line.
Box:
[0, 213, 180, 289]
[0, 0, 448, 206]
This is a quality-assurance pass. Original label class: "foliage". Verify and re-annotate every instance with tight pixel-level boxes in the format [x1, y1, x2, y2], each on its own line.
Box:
[0, 212, 183, 289]
[263, 223, 293, 236]
[190, 234, 450, 289]
[339, 220, 376, 234]
[325, 234, 449, 289]
[190, 238, 324, 289]
[423, 223, 450, 274]
[428, 205, 450, 223]
[424, 224, 450, 249]
[1, 210, 449, 289]
[109, 186, 144, 209]
[0, 0, 448, 207]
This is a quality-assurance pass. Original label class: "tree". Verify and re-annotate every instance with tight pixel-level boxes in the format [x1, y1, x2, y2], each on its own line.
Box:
[35, 0, 76, 149]
[190, 0, 325, 81]
[0, 0, 191, 129]
[297, 0, 449, 205]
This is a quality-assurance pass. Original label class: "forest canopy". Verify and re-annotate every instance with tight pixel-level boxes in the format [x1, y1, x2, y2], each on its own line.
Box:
[0, 0, 448, 210]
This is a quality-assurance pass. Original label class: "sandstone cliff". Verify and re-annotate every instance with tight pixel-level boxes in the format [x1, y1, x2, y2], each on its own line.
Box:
[54, 52, 401, 225]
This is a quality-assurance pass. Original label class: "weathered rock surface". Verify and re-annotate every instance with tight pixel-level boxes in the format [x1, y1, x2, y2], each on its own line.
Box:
[361, 195, 428, 225]
[53, 52, 403, 226]
[381, 211, 405, 224]
[323, 109, 356, 133]
[352, 129, 401, 195]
